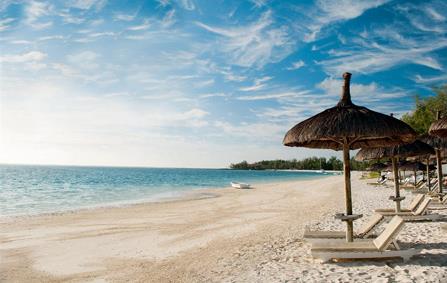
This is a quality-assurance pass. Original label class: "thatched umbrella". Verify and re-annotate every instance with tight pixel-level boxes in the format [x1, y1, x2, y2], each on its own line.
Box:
[367, 162, 388, 172]
[429, 112, 447, 137]
[283, 72, 416, 242]
[356, 140, 434, 212]
[400, 161, 428, 187]
[420, 130, 447, 195]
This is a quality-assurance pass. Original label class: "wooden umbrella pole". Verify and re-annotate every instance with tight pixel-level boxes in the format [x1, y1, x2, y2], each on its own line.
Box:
[414, 169, 417, 187]
[436, 149, 443, 194]
[342, 142, 354, 242]
[391, 157, 401, 212]
[427, 157, 431, 190]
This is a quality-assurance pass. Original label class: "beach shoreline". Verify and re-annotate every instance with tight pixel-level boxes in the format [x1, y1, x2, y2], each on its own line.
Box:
[1, 173, 446, 282]
[0, 172, 331, 221]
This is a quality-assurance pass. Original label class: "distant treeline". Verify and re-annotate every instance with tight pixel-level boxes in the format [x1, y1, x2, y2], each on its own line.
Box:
[230, 156, 369, 171]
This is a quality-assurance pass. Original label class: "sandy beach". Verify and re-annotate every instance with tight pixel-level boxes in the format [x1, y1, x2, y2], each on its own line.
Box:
[1, 172, 446, 282]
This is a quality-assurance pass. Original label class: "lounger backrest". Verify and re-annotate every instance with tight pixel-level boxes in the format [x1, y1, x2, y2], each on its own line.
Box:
[414, 198, 431, 215]
[373, 216, 404, 251]
[358, 213, 384, 236]
[408, 194, 425, 211]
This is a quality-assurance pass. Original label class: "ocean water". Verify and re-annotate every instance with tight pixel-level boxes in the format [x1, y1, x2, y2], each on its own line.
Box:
[0, 165, 330, 216]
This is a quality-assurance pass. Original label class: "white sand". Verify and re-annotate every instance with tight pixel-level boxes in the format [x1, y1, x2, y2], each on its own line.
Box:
[1, 172, 446, 282]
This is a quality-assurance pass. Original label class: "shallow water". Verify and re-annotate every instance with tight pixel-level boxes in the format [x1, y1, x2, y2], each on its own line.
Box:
[0, 164, 330, 216]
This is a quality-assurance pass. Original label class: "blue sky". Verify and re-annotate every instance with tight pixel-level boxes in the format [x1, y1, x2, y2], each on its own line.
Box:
[1, 0, 446, 168]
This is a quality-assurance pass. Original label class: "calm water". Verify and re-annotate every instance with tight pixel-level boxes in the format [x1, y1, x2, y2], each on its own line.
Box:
[0, 165, 329, 216]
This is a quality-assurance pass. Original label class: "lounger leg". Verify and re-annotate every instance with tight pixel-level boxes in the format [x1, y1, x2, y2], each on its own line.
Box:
[392, 240, 400, 250]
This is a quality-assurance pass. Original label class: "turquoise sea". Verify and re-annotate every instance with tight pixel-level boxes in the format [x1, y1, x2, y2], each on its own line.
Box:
[0, 165, 329, 216]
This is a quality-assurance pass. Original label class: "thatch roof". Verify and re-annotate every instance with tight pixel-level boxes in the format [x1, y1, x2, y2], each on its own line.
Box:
[429, 117, 447, 137]
[399, 161, 426, 171]
[283, 73, 416, 150]
[355, 140, 435, 161]
[419, 133, 447, 150]
[367, 162, 389, 172]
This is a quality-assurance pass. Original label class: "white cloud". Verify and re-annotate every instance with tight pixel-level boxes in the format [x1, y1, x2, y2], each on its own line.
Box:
[161, 9, 176, 28]
[304, 0, 389, 42]
[0, 51, 46, 63]
[88, 31, 116, 37]
[58, 11, 85, 24]
[239, 76, 272, 92]
[317, 77, 407, 104]
[127, 19, 151, 31]
[67, 0, 107, 10]
[237, 90, 310, 101]
[114, 13, 136, 21]
[0, 17, 14, 31]
[67, 51, 99, 69]
[157, 0, 170, 7]
[25, 1, 53, 29]
[250, 0, 267, 8]
[177, 0, 195, 10]
[10, 40, 32, 44]
[425, 6, 445, 21]
[286, 60, 305, 70]
[319, 23, 447, 75]
[38, 35, 64, 41]
[184, 108, 208, 119]
[196, 11, 294, 68]
[414, 74, 447, 84]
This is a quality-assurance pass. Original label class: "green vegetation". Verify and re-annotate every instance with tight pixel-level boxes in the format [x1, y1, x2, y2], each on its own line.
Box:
[402, 85, 447, 134]
[230, 156, 370, 171]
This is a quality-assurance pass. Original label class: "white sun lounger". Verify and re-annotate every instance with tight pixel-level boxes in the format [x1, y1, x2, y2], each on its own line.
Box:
[377, 198, 442, 221]
[367, 178, 388, 186]
[375, 194, 424, 213]
[311, 216, 420, 262]
[304, 214, 384, 242]
[429, 197, 447, 210]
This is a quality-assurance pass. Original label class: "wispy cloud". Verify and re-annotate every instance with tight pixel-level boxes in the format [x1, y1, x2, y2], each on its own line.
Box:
[414, 74, 447, 84]
[317, 76, 408, 105]
[0, 17, 14, 31]
[25, 1, 53, 29]
[67, 51, 99, 69]
[303, 0, 389, 42]
[177, 0, 195, 10]
[66, 0, 107, 11]
[319, 28, 447, 74]
[286, 60, 305, 70]
[250, 0, 268, 8]
[0, 51, 46, 63]
[161, 9, 176, 28]
[114, 13, 137, 22]
[239, 76, 272, 92]
[127, 19, 151, 31]
[237, 90, 309, 101]
[196, 11, 294, 68]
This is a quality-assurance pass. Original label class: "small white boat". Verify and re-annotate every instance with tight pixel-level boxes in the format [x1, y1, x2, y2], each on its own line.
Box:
[231, 182, 251, 189]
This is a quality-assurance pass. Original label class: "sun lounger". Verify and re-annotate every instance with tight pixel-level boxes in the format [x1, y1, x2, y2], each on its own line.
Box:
[311, 216, 420, 262]
[376, 198, 442, 221]
[429, 197, 447, 210]
[374, 194, 424, 213]
[401, 180, 425, 190]
[304, 214, 384, 242]
[367, 177, 388, 186]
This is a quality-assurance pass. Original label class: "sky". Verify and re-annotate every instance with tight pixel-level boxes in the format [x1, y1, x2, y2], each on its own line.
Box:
[0, 0, 447, 168]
